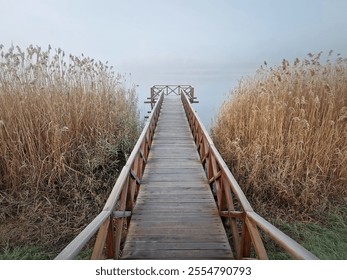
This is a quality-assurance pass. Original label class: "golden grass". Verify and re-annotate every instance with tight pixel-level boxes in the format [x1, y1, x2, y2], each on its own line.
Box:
[212, 52, 347, 221]
[0, 44, 139, 254]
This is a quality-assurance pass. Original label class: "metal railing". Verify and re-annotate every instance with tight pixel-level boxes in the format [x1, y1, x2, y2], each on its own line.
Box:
[55, 93, 164, 260]
[180, 92, 318, 260]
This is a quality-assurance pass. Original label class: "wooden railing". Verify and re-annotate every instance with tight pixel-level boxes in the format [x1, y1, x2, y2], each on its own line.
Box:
[55, 93, 164, 260]
[55, 87, 318, 260]
[180, 92, 318, 260]
[146, 85, 197, 108]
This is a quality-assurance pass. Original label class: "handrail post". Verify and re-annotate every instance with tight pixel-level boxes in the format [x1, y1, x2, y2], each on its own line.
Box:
[91, 216, 111, 260]
[105, 216, 116, 259]
[240, 217, 252, 259]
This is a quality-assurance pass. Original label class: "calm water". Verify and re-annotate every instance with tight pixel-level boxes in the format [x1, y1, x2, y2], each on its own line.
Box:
[136, 78, 243, 132]
[124, 61, 259, 132]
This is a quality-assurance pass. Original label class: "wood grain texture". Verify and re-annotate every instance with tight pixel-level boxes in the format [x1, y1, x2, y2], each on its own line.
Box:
[121, 96, 233, 260]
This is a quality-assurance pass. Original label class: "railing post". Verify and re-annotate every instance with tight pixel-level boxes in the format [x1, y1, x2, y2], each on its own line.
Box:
[91, 216, 111, 259]
[114, 176, 129, 259]
[220, 177, 242, 259]
[240, 218, 252, 259]
[245, 216, 268, 259]
[105, 217, 116, 259]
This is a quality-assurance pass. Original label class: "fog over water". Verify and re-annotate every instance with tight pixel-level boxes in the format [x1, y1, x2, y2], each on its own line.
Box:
[1, 0, 346, 131]
[129, 60, 263, 130]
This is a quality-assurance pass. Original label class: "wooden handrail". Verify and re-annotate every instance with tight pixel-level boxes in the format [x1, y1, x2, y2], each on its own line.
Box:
[55, 211, 110, 260]
[55, 92, 164, 260]
[247, 212, 318, 260]
[180, 92, 318, 260]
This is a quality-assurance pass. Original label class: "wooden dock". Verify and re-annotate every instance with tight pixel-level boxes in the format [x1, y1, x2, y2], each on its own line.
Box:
[56, 85, 318, 261]
[121, 97, 233, 259]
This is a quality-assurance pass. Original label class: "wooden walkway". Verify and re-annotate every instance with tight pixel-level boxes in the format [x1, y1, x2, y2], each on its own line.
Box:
[121, 96, 233, 259]
[55, 86, 318, 260]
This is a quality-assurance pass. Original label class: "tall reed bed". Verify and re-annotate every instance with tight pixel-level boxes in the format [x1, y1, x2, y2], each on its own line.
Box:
[0, 44, 139, 254]
[212, 52, 347, 220]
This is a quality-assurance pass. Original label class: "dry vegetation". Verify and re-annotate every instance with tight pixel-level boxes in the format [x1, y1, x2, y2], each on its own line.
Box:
[0, 44, 139, 256]
[212, 52, 347, 221]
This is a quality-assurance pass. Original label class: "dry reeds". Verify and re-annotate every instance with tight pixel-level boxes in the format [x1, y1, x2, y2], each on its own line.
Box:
[0, 44, 139, 254]
[212, 52, 347, 221]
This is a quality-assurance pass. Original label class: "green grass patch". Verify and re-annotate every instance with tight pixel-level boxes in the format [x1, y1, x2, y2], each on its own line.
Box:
[0, 246, 93, 260]
[265, 207, 347, 259]
[0, 246, 50, 260]
[76, 248, 93, 260]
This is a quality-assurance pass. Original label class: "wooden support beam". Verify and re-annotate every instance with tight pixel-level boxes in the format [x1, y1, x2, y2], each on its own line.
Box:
[219, 210, 244, 219]
[240, 220, 252, 259]
[139, 150, 147, 164]
[91, 217, 111, 260]
[208, 170, 222, 184]
[112, 211, 132, 219]
[245, 216, 268, 260]
[105, 218, 116, 259]
[130, 169, 141, 185]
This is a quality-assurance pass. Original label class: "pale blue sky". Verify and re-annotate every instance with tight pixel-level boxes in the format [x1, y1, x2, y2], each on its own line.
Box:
[1, 0, 346, 127]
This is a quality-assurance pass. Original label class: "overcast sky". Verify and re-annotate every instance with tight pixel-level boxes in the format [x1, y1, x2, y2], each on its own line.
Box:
[1, 0, 346, 127]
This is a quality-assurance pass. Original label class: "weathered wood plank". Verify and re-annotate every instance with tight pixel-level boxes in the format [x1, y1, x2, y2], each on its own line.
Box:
[129, 221, 224, 228]
[130, 216, 221, 223]
[133, 201, 218, 206]
[140, 183, 208, 188]
[126, 228, 226, 236]
[121, 249, 233, 260]
[137, 192, 213, 198]
[123, 235, 228, 242]
[137, 190, 212, 195]
[139, 182, 209, 186]
[123, 242, 230, 251]
[143, 161, 202, 168]
[143, 168, 202, 174]
[131, 212, 219, 218]
[132, 210, 218, 216]
[135, 199, 216, 204]
[133, 206, 218, 212]
[141, 174, 207, 182]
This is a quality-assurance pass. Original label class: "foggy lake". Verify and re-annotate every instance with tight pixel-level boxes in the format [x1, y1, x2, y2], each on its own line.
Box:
[134, 66, 258, 132]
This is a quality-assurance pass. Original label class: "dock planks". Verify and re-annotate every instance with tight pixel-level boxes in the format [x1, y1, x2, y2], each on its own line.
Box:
[121, 96, 233, 260]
